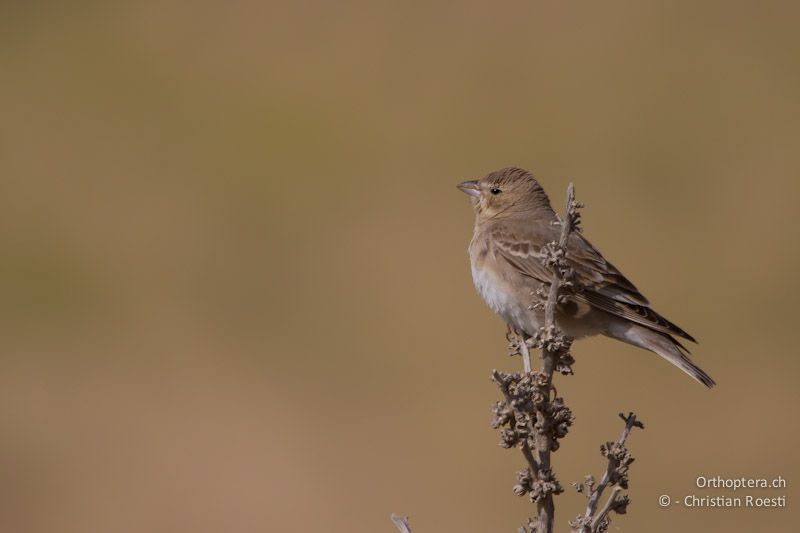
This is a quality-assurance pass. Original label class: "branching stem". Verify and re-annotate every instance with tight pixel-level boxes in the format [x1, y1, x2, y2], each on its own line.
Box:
[533, 183, 579, 533]
[583, 413, 643, 520]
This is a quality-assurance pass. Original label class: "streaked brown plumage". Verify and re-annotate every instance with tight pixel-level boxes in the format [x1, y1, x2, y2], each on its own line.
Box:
[458, 167, 715, 388]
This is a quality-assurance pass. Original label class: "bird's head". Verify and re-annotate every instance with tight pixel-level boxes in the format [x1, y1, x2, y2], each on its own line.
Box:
[457, 167, 553, 220]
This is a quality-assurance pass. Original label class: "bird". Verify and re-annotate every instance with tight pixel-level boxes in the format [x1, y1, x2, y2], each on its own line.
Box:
[457, 167, 715, 388]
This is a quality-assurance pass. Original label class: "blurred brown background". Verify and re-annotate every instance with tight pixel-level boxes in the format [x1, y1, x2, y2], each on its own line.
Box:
[0, 1, 798, 532]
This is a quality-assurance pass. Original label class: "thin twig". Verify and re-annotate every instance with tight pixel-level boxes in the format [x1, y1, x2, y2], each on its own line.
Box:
[544, 184, 578, 333]
[519, 331, 532, 374]
[590, 486, 623, 531]
[583, 413, 643, 519]
[390, 514, 412, 533]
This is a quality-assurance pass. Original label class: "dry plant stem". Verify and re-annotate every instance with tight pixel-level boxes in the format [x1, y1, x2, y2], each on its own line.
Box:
[590, 487, 622, 531]
[534, 183, 578, 533]
[520, 333, 532, 373]
[570, 412, 643, 533]
[583, 413, 641, 519]
[390, 514, 412, 533]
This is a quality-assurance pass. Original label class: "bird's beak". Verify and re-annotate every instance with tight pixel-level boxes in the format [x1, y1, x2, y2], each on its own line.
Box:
[457, 180, 481, 197]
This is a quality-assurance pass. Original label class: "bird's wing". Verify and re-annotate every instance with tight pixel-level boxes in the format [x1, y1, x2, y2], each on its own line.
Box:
[490, 225, 696, 343]
[488, 224, 552, 283]
[566, 232, 648, 305]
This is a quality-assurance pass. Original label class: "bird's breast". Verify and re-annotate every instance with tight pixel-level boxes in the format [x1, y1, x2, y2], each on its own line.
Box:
[471, 262, 511, 316]
[470, 249, 537, 333]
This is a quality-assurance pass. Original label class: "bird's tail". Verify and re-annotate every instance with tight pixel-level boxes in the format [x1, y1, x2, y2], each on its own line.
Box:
[605, 323, 716, 388]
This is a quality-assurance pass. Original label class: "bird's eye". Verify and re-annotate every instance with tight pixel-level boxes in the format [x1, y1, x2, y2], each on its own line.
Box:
[490, 187, 502, 195]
